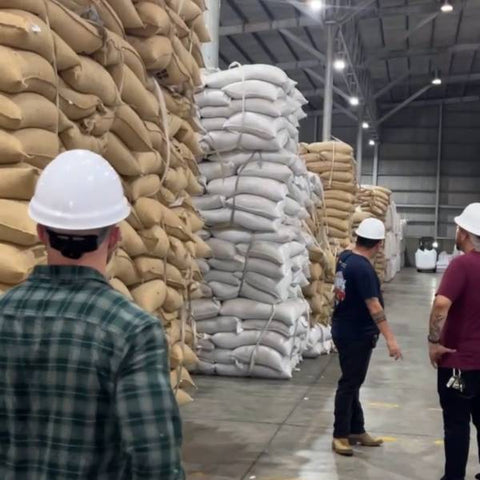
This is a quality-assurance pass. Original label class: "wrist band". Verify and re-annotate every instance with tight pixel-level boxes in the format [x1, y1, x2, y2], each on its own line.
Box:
[427, 335, 440, 344]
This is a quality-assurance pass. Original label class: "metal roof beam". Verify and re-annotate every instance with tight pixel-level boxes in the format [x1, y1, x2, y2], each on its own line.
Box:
[219, 17, 319, 36]
[378, 84, 433, 125]
[373, 72, 410, 99]
[360, 1, 463, 20]
[366, 43, 480, 64]
[380, 95, 480, 109]
[338, 17, 378, 128]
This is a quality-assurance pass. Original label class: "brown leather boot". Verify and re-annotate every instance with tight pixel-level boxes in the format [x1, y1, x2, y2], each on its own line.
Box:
[332, 438, 354, 456]
[349, 433, 384, 447]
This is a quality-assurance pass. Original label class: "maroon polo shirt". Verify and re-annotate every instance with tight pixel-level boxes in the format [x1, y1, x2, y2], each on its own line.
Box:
[437, 250, 480, 370]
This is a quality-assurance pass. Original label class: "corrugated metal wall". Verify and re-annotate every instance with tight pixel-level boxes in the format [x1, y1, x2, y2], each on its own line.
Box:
[300, 103, 480, 240]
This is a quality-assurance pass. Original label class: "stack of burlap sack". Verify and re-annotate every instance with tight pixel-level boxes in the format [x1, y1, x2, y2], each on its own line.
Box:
[356, 185, 392, 282]
[301, 172, 335, 357]
[0, 0, 212, 405]
[300, 141, 357, 254]
[192, 64, 318, 379]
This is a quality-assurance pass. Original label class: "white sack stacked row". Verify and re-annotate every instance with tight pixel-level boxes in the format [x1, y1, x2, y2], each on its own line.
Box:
[384, 200, 404, 282]
[192, 64, 315, 379]
[0, 0, 212, 405]
[356, 185, 392, 282]
[300, 141, 357, 254]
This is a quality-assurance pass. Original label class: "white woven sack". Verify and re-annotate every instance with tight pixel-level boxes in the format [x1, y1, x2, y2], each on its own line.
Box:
[225, 195, 284, 219]
[223, 80, 285, 102]
[201, 208, 282, 232]
[211, 227, 299, 244]
[208, 257, 244, 272]
[238, 161, 293, 183]
[201, 129, 289, 153]
[237, 241, 305, 265]
[196, 316, 243, 335]
[245, 257, 290, 280]
[232, 345, 293, 376]
[201, 98, 283, 118]
[205, 64, 290, 89]
[207, 176, 288, 202]
[244, 271, 293, 301]
[191, 298, 221, 320]
[195, 88, 230, 107]
[204, 270, 241, 286]
[195, 360, 216, 375]
[198, 161, 237, 182]
[205, 237, 238, 259]
[215, 362, 291, 379]
[201, 117, 226, 131]
[242, 319, 306, 338]
[221, 298, 308, 325]
[211, 331, 294, 357]
[224, 112, 283, 140]
[192, 194, 225, 211]
[209, 281, 239, 300]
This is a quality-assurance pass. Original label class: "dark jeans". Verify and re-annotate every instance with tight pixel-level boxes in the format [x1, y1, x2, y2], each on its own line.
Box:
[333, 335, 377, 438]
[438, 368, 480, 480]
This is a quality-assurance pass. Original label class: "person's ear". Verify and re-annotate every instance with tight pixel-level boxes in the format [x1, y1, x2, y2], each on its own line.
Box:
[37, 224, 48, 245]
[107, 227, 121, 250]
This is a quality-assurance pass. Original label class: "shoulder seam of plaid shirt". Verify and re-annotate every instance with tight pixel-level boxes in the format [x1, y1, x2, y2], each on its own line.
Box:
[0, 265, 185, 480]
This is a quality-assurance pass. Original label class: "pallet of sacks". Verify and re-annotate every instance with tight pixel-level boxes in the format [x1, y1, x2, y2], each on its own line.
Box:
[301, 172, 335, 357]
[299, 141, 357, 255]
[192, 64, 316, 379]
[355, 185, 392, 282]
[0, 0, 212, 406]
[384, 199, 404, 282]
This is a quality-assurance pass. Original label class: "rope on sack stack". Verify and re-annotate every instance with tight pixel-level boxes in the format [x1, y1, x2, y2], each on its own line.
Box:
[153, 81, 172, 186]
[246, 304, 276, 376]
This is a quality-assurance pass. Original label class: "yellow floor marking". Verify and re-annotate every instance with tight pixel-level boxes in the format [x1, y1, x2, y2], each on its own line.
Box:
[368, 402, 400, 408]
[434, 440, 444, 445]
[380, 436, 398, 443]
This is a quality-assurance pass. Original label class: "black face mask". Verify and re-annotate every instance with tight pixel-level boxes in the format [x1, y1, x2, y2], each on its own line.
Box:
[46, 228, 109, 260]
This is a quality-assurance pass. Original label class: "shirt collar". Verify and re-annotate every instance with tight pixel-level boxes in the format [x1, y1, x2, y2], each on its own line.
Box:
[30, 265, 108, 284]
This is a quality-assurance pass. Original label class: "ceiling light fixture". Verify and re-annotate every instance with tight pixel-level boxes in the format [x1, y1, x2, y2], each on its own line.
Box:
[369, 139, 375, 146]
[333, 58, 346, 71]
[432, 70, 442, 85]
[308, 0, 324, 12]
[440, 0, 453, 13]
[362, 121, 370, 129]
[349, 96, 360, 106]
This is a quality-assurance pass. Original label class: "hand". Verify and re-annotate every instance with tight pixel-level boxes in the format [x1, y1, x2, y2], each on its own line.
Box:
[429, 343, 456, 368]
[387, 339, 403, 360]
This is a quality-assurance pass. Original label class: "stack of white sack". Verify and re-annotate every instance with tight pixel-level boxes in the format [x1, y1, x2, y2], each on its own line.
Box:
[192, 64, 313, 379]
[384, 200, 404, 281]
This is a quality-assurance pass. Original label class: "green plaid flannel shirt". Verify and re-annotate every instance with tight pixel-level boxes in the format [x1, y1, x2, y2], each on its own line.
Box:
[0, 265, 185, 480]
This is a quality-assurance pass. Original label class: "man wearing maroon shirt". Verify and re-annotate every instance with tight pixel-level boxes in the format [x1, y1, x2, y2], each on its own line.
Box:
[428, 203, 480, 480]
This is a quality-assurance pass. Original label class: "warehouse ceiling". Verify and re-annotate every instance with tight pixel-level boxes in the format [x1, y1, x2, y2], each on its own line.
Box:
[217, 0, 480, 127]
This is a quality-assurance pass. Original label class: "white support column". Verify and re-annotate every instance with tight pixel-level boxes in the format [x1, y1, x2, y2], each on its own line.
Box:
[434, 104, 444, 238]
[322, 23, 335, 141]
[372, 143, 379, 186]
[202, 0, 221, 69]
[356, 108, 364, 182]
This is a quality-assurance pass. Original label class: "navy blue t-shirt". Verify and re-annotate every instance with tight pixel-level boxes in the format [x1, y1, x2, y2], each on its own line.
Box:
[331, 250, 383, 340]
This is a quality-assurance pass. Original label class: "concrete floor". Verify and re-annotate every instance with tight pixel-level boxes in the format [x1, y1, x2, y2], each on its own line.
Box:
[181, 269, 479, 480]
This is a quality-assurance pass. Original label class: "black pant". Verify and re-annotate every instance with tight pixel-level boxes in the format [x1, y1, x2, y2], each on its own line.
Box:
[438, 368, 480, 480]
[333, 335, 377, 438]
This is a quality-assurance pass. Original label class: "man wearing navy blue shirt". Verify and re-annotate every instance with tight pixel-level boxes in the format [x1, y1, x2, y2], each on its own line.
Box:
[331, 218, 403, 456]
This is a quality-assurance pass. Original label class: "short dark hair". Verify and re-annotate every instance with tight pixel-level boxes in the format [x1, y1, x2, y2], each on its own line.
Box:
[356, 235, 381, 249]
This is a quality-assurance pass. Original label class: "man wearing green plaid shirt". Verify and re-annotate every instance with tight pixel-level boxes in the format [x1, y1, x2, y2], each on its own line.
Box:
[0, 150, 185, 479]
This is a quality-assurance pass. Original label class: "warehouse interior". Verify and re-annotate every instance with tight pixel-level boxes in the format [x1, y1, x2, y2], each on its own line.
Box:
[217, 0, 480, 248]
[0, 1, 478, 480]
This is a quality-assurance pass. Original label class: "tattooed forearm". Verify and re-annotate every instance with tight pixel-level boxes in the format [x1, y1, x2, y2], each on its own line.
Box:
[371, 310, 387, 324]
[428, 310, 447, 343]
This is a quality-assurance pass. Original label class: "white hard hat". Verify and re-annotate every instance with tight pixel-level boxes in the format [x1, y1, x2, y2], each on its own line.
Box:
[355, 218, 386, 240]
[29, 149, 130, 230]
[455, 203, 480, 236]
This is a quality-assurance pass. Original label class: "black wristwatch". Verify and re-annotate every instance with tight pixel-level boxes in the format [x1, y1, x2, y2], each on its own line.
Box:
[427, 335, 440, 344]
